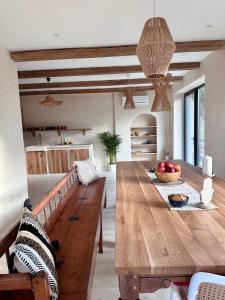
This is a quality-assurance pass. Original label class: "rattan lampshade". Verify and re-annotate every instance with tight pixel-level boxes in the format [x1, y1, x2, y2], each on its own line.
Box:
[136, 17, 176, 78]
[39, 95, 63, 108]
[124, 87, 135, 109]
[39, 77, 63, 107]
[151, 78, 171, 112]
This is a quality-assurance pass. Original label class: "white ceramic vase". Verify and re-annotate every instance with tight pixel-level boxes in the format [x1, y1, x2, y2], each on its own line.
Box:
[108, 163, 116, 173]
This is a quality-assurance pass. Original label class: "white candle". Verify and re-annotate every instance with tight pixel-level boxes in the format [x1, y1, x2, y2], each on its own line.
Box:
[202, 155, 213, 177]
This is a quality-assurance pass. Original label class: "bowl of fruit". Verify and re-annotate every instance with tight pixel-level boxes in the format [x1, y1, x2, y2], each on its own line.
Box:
[155, 161, 181, 183]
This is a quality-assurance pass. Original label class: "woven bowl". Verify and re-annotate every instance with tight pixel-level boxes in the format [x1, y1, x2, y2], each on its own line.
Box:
[155, 171, 181, 183]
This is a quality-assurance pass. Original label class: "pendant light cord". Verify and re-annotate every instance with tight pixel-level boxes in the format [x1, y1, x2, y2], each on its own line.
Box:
[154, 0, 156, 17]
[47, 77, 50, 95]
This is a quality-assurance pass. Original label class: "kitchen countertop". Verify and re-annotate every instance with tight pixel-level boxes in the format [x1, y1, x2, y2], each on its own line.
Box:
[25, 144, 93, 152]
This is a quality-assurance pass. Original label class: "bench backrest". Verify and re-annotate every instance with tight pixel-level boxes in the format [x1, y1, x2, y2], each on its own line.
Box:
[0, 167, 78, 270]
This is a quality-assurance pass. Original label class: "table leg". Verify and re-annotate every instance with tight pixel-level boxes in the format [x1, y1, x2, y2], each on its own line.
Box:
[118, 275, 140, 300]
[98, 210, 103, 254]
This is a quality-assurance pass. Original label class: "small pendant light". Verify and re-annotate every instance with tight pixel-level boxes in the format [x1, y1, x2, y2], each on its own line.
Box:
[39, 78, 63, 107]
[151, 77, 171, 112]
[124, 87, 136, 109]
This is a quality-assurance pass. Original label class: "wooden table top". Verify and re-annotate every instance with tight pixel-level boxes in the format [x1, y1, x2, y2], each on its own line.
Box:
[115, 160, 225, 277]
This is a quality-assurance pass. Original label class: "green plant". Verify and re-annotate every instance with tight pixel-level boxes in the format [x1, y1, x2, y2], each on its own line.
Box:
[98, 131, 122, 164]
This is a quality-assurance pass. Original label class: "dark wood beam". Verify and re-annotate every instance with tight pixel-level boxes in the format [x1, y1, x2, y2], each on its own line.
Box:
[19, 76, 183, 90]
[18, 63, 199, 79]
[20, 86, 154, 96]
[11, 40, 225, 61]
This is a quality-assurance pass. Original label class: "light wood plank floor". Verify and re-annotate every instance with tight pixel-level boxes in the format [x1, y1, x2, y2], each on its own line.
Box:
[27, 173, 64, 206]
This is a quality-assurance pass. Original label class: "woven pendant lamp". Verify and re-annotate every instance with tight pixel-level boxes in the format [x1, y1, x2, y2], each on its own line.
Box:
[39, 95, 63, 108]
[136, 17, 176, 78]
[39, 78, 63, 107]
[124, 87, 135, 109]
[151, 78, 171, 111]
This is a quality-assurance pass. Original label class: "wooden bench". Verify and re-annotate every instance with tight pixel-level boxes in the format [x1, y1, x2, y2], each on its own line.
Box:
[0, 167, 106, 300]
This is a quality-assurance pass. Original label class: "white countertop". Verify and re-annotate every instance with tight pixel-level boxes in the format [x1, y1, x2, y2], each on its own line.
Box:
[26, 144, 93, 152]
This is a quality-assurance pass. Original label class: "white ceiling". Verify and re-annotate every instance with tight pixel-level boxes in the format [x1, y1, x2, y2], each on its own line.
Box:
[0, 0, 225, 51]
[0, 0, 221, 91]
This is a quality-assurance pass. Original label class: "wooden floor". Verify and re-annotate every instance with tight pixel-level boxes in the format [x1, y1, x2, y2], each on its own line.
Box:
[27, 173, 64, 206]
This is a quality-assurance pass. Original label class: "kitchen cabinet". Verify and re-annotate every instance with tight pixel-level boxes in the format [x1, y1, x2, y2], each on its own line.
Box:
[47, 150, 69, 173]
[69, 149, 89, 168]
[25, 144, 94, 174]
[26, 151, 47, 174]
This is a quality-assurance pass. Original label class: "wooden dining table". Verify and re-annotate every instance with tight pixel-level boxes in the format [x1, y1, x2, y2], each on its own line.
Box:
[115, 160, 225, 300]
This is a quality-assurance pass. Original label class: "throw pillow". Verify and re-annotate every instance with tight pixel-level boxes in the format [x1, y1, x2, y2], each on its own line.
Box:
[73, 159, 99, 185]
[12, 207, 58, 300]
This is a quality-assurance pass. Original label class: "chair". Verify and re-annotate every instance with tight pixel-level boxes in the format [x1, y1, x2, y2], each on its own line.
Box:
[171, 272, 225, 300]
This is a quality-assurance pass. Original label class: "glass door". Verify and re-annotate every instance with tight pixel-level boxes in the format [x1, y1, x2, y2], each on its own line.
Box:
[197, 86, 205, 166]
[184, 85, 205, 166]
[184, 92, 195, 165]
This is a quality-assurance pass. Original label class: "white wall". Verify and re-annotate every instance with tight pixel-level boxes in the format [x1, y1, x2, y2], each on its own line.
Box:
[0, 46, 28, 240]
[173, 49, 225, 180]
[21, 90, 173, 168]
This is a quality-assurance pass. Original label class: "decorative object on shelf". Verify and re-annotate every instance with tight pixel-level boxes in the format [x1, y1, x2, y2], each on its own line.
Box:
[198, 178, 215, 209]
[124, 87, 135, 109]
[136, 0, 176, 78]
[98, 131, 122, 172]
[39, 77, 63, 107]
[145, 140, 152, 144]
[151, 77, 171, 111]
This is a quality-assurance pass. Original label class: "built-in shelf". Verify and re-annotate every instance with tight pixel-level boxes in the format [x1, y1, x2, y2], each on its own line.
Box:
[131, 144, 157, 147]
[131, 126, 157, 129]
[64, 128, 92, 136]
[131, 152, 157, 155]
[130, 114, 157, 161]
[131, 134, 157, 138]
[23, 127, 92, 137]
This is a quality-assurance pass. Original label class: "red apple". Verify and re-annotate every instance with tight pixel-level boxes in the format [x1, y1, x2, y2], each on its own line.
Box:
[158, 162, 165, 168]
[174, 164, 181, 172]
[165, 166, 176, 173]
[166, 162, 174, 169]
[158, 167, 165, 173]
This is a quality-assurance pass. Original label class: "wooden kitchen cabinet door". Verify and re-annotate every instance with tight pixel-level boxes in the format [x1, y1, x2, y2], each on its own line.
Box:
[69, 149, 89, 168]
[47, 150, 69, 173]
[26, 151, 47, 174]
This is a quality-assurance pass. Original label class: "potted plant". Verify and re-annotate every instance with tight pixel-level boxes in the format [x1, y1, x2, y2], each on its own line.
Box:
[98, 131, 122, 172]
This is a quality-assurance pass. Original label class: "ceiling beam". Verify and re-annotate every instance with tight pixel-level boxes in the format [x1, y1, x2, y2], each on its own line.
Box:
[18, 62, 199, 79]
[20, 86, 154, 96]
[11, 40, 225, 61]
[19, 76, 183, 90]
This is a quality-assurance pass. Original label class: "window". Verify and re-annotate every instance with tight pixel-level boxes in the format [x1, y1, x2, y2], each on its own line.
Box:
[184, 85, 205, 166]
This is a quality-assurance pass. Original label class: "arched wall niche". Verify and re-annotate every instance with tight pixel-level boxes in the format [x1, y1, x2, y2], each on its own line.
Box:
[130, 113, 157, 161]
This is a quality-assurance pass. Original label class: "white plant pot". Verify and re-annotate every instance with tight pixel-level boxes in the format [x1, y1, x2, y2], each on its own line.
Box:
[108, 163, 116, 173]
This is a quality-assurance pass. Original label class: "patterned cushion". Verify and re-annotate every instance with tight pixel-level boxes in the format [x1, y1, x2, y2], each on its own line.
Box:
[13, 208, 58, 300]
[73, 159, 99, 185]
